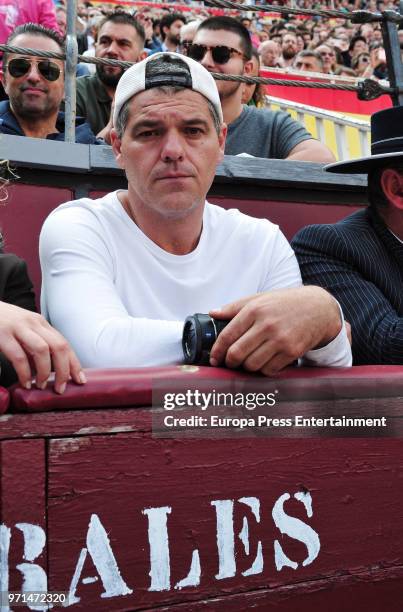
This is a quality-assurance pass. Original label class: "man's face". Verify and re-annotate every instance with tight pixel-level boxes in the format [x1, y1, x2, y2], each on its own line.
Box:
[193, 28, 252, 101]
[373, 29, 383, 42]
[111, 88, 226, 220]
[77, 3, 88, 18]
[166, 19, 185, 45]
[56, 10, 67, 35]
[351, 39, 369, 57]
[3, 34, 65, 121]
[281, 34, 298, 59]
[259, 41, 279, 67]
[316, 45, 335, 70]
[334, 26, 347, 37]
[294, 54, 322, 72]
[95, 21, 144, 89]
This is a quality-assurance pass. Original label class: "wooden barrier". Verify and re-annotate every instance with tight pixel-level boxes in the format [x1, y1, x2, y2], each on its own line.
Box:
[1, 366, 403, 611]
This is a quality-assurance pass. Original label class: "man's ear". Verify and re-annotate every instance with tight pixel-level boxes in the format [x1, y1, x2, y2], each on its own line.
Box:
[217, 123, 227, 162]
[243, 59, 254, 75]
[2, 70, 8, 95]
[110, 128, 125, 169]
[381, 168, 403, 210]
[138, 50, 148, 62]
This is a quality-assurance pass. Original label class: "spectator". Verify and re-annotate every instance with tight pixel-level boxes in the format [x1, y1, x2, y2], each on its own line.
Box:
[316, 43, 337, 74]
[40, 52, 351, 372]
[75, 11, 146, 136]
[241, 48, 265, 107]
[292, 106, 403, 365]
[258, 30, 269, 44]
[0, 0, 60, 45]
[179, 20, 201, 53]
[0, 24, 100, 143]
[136, 12, 162, 53]
[296, 33, 305, 52]
[0, 162, 86, 391]
[279, 31, 299, 67]
[56, 5, 86, 37]
[258, 40, 281, 68]
[240, 16, 260, 48]
[294, 50, 324, 73]
[55, 6, 67, 36]
[351, 51, 372, 76]
[160, 13, 186, 53]
[77, 12, 102, 55]
[77, 14, 103, 75]
[191, 17, 334, 161]
[347, 35, 369, 67]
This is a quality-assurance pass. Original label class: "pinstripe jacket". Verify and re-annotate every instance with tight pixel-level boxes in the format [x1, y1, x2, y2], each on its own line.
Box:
[291, 207, 403, 365]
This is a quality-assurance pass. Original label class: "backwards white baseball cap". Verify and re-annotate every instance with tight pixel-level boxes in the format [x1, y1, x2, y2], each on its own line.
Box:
[113, 51, 223, 127]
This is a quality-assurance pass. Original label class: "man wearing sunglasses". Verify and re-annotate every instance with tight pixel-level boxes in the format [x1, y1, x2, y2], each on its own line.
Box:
[40, 52, 351, 373]
[0, 24, 99, 143]
[191, 17, 335, 162]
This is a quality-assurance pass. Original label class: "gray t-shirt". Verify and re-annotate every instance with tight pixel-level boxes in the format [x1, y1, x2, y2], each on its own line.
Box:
[225, 105, 312, 159]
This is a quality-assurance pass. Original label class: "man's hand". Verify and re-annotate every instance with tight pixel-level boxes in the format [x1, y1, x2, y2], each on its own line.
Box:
[0, 302, 86, 393]
[209, 286, 342, 376]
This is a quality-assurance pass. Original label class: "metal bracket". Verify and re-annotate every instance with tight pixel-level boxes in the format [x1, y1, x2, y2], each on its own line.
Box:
[357, 79, 387, 100]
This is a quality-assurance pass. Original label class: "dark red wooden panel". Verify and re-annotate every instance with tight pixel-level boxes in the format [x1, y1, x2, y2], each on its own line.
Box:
[1, 184, 74, 303]
[209, 197, 361, 241]
[45, 436, 403, 611]
[90, 191, 361, 242]
[158, 567, 403, 612]
[0, 439, 46, 593]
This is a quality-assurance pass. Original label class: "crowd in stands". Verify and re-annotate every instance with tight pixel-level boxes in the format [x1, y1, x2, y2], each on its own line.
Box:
[0, 0, 398, 148]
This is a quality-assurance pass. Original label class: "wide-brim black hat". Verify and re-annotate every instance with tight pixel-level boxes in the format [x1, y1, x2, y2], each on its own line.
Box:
[325, 106, 403, 174]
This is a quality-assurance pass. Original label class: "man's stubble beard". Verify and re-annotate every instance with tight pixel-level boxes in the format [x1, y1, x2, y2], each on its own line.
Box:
[168, 34, 180, 46]
[96, 63, 124, 89]
[282, 48, 297, 60]
[11, 92, 58, 121]
[217, 77, 242, 102]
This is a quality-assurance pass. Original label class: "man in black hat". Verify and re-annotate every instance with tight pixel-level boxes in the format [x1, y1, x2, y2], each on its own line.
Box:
[292, 106, 403, 365]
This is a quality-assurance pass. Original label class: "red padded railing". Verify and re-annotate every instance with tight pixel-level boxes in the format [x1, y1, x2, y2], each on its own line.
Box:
[8, 365, 403, 414]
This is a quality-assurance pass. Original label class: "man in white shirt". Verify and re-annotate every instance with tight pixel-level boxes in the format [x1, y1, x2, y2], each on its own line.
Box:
[40, 52, 351, 374]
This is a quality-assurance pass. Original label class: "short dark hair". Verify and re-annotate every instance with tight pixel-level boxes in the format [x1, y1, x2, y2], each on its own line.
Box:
[349, 35, 367, 53]
[197, 16, 252, 60]
[97, 10, 145, 44]
[295, 49, 324, 70]
[3, 22, 65, 64]
[4, 23, 64, 65]
[159, 13, 186, 41]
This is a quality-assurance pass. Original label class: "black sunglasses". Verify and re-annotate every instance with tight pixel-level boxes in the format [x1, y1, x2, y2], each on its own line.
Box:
[6, 57, 62, 82]
[185, 43, 246, 65]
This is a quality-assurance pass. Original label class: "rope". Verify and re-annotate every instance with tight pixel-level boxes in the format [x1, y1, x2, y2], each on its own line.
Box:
[201, 0, 350, 20]
[0, 44, 395, 99]
[197, 0, 403, 24]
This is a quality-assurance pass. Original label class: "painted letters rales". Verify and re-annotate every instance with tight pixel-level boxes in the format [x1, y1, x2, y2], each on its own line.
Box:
[0, 491, 320, 609]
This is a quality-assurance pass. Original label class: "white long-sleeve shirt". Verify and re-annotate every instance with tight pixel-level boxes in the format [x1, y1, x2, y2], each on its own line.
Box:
[40, 191, 351, 368]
